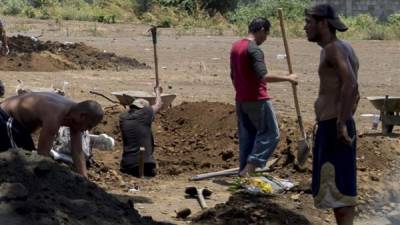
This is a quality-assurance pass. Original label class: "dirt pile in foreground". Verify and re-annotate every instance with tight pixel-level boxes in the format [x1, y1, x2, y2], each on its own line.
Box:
[0, 150, 172, 225]
[0, 35, 148, 72]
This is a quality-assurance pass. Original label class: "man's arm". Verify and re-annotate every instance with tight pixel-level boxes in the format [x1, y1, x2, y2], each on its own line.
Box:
[325, 44, 358, 144]
[247, 42, 297, 84]
[151, 86, 163, 114]
[262, 74, 297, 84]
[70, 129, 87, 177]
[37, 122, 59, 156]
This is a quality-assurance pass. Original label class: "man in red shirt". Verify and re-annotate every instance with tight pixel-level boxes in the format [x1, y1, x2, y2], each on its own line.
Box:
[230, 17, 297, 176]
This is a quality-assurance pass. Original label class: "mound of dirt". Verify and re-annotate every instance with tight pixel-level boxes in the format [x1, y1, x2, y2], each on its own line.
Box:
[0, 35, 148, 72]
[92, 102, 307, 177]
[0, 150, 172, 225]
[192, 192, 312, 225]
[93, 102, 399, 178]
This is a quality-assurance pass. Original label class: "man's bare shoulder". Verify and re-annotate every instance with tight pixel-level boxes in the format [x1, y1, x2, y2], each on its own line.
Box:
[322, 41, 347, 65]
[19, 92, 74, 112]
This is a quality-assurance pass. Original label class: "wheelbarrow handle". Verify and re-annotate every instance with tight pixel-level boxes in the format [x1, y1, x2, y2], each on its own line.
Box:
[89, 90, 119, 104]
[278, 8, 306, 139]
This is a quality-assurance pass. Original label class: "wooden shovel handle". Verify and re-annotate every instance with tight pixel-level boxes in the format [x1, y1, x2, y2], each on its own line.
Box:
[149, 26, 159, 87]
[278, 8, 306, 138]
[197, 188, 208, 209]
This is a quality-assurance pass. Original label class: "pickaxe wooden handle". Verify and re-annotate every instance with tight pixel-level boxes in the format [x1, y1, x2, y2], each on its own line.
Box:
[278, 8, 306, 139]
[149, 26, 160, 87]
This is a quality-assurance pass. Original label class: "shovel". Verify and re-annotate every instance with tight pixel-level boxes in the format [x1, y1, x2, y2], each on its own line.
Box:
[149, 26, 160, 87]
[278, 8, 310, 169]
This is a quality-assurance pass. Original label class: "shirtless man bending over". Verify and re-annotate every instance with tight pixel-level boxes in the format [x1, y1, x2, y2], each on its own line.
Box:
[0, 92, 104, 177]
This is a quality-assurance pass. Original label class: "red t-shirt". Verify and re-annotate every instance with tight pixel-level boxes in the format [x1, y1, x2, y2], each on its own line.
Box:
[230, 39, 269, 101]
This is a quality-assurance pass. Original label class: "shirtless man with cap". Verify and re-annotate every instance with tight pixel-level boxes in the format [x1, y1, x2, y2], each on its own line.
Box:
[304, 4, 359, 225]
[0, 92, 104, 177]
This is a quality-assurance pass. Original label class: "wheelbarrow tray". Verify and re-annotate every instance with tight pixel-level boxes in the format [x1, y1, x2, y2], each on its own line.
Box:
[111, 91, 176, 109]
[366, 96, 400, 112]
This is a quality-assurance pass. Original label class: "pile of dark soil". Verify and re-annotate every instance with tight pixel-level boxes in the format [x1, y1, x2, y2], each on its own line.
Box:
[0, 35, 148, 72]
[92, 101, 307, 177]
[93, 102, 398, 179]
[0, 150, 172, 225]
[192, 192, 312, 225]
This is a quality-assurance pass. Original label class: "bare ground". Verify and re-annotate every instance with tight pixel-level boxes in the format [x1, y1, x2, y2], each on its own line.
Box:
[1, 16, 400, 225]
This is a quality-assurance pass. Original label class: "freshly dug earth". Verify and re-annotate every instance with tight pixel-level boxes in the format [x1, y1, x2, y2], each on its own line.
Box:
[192, 192, 312, 225]
[92, 101, 400, 224]
[93, 101, 399, 178]
[0, 35, 148, 71]
[93, 101, 308, 177]
[0, 150, 172, 225]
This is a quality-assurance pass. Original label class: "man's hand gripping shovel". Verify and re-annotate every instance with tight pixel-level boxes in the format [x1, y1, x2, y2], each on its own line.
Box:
[278, 8, 311, 170]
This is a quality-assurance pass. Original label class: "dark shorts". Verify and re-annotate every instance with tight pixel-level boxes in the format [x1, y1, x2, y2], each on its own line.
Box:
[312, 118, 357, 209]
[0, 108, 35, 151]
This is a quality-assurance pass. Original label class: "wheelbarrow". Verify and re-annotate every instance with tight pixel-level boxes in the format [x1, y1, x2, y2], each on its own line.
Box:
[89, 90, 176, 110]
[111, 90, 176, 109]
[367, 96, 400, 134]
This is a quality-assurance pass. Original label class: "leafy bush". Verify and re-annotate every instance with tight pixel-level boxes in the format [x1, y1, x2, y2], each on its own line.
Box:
[156, 0, 238, 16]
[2, 0, 26, 15]
[23, 6, 36, 18]
[134, 0, 154, 15]
[388, 13, 400, 25]
[228, 0, 310, 24]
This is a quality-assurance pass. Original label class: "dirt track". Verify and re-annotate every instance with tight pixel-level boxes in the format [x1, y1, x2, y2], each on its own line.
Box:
[1, 16, 400, 225]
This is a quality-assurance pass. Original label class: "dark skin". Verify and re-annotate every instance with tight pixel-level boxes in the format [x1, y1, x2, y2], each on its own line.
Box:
[304, 16, 358, 146]
[305, 15, 358, 225]
[324, 42, 358, 145]
[0, 92, 101, 177]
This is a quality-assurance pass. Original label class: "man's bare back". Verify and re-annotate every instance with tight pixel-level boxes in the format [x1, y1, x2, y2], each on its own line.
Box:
[1, 92, 75, 133]
[0, 92, 104, 177]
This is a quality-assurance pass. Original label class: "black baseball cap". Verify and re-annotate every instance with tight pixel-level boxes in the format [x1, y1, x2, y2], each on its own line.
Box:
[305, 4, 348, 32]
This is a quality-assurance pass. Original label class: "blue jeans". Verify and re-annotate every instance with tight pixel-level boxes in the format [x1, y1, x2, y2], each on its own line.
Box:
[236, 100, 280, 170]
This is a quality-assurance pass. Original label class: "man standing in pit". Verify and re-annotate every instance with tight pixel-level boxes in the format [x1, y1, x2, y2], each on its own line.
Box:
[119, 86, 163, 177]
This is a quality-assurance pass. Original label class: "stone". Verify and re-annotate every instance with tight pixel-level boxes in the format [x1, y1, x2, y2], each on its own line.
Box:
[176, 208, 191, 219]
[370, 175, 380, 182]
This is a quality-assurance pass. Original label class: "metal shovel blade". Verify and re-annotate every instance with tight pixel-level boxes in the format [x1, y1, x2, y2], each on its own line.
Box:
[295, 138, 311, 170]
